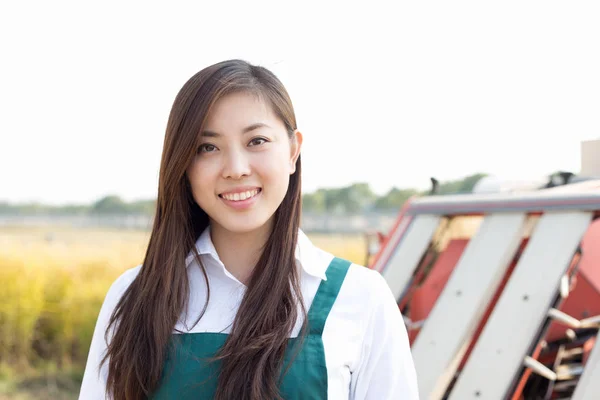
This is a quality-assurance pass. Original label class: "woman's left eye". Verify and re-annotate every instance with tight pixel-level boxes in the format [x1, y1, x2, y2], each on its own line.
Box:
[249, 137, 268, 146]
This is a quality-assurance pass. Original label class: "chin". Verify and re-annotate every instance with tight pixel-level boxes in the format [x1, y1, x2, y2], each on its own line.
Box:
[213, 215, 273, 235]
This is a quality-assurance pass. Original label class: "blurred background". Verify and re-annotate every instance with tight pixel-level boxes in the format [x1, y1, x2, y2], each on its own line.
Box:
[1, 1, 599, 398]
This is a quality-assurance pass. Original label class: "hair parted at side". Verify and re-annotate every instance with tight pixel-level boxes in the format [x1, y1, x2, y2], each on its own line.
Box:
[101, 59, 305, 400]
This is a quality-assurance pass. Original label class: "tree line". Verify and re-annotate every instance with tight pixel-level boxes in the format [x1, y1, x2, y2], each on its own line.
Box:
[0, 173, 487, 216]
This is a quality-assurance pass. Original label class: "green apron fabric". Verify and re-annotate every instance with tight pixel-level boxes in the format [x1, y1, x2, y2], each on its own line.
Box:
[150, 257, 351, 400]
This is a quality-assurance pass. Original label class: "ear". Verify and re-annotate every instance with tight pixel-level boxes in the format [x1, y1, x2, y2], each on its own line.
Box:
[289, 129, 303, 174]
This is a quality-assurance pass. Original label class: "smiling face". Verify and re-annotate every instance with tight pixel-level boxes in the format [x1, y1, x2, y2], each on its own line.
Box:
[186, 91, 302, 236]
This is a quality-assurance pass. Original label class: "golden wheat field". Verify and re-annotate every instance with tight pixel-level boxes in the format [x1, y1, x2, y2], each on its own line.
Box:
[0, 225, 368, 399]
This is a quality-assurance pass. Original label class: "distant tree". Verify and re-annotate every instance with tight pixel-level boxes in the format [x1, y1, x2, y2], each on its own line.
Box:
[343, 183, 377, 213]
[323, 188, 343, 213]
[457, 173, 488, 192]
[91, 195, 129, 214]
[54, 204, 89, 215]
[302, 190, 326, 212]
[374, 188, 418, 210]
[128, 199, 156, 215]
[0, 201, 14, 214]
[305, 183, 377, 214]
[435, 173, 488, 195]
[16, 203, 50, 215]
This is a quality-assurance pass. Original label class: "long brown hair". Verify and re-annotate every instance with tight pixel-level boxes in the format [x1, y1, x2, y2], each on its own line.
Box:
[101, 59, 306, 399]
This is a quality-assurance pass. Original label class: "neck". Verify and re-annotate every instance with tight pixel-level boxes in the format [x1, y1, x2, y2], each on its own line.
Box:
[209, 220, 272, 285]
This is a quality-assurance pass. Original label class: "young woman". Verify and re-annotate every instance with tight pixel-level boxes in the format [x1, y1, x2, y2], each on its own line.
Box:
[79, 59, 419, 400]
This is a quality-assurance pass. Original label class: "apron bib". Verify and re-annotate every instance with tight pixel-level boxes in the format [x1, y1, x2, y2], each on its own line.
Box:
[150, 257, 351, 399]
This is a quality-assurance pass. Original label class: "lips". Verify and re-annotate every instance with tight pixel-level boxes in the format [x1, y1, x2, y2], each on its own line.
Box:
[219, 188, 262, 202]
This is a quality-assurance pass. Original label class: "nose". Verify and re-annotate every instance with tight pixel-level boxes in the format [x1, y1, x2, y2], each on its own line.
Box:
[221, 148, 251, 180]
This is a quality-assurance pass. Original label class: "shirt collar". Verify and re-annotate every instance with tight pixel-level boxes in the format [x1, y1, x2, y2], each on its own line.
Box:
[185, 226, 328, 281]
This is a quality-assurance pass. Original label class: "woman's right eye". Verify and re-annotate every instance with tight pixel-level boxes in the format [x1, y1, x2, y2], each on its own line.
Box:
[198, 144, 217, 154]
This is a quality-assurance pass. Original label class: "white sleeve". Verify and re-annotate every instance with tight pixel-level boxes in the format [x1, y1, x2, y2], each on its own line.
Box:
[350, 270, 420, 400]
[78, 266, 140, 400]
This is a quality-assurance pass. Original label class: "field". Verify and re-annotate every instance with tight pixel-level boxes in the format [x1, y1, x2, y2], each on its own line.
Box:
[0, 226, 367, 399]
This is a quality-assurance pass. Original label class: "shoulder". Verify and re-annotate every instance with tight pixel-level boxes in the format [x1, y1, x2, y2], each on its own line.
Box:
[335, 257, 395, 309]
[101, 264, 142, 311]
[93, 265, 143, 340]
[307, 243, 392, 306]
[310, 244, 397, 319]
[346, 266, 419, 398]
[324, 253, 404, 336]
[79, 264, 144, 396]
[345, 261, 389, 293]
[109, 264, 142, 294]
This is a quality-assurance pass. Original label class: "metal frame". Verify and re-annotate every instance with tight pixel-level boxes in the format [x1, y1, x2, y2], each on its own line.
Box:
[406, 191, 600, 215]
[412, 213, 528, 399]
[380, 215, 441, 301]
[369, 183, 600, 399]
[448, 211, 593, 399]
[572, 330, 600, 399]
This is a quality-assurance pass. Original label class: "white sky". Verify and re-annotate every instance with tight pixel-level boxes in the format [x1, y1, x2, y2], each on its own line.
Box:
[1, 1, 599, 205]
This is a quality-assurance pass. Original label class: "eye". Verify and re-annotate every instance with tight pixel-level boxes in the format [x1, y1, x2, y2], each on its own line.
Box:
[248, 137, 268, 146]
[197, 143, 217, 154]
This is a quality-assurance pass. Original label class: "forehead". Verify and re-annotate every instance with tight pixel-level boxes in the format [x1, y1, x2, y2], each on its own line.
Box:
[204, 91, 282, 132]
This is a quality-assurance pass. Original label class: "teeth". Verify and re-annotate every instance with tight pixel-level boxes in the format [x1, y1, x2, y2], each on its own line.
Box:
[222, 189, 259, 201]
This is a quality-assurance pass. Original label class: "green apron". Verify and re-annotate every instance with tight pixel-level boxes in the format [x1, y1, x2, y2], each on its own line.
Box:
[150, 257, 351, 400]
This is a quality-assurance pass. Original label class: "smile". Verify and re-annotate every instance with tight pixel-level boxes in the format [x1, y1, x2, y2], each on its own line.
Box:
[219, 188, 261, 202]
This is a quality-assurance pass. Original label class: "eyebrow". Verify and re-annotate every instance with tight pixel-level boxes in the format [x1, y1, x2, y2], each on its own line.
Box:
[201, 122, 271, 137]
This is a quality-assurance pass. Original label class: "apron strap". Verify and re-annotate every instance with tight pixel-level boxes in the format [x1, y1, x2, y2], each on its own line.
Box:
[306, 257, 351, 336]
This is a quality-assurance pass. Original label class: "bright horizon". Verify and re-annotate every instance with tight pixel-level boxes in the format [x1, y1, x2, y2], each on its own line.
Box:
[1, 1, 599, 206]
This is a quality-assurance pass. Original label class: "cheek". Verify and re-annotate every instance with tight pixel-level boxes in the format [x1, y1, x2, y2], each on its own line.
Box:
[187, 161, 215, 199]
[255, 152, 290, 183]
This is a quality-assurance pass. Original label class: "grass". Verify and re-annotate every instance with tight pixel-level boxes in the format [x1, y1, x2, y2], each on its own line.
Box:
[0, 225, 367, 398]
[0, 368, 81, 400]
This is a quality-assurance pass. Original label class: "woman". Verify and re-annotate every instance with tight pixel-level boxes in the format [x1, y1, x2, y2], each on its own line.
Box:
[79, 59, 419, 400]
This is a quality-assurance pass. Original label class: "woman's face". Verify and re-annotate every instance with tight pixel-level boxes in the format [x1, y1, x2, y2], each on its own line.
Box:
[187, 91, 302, 235]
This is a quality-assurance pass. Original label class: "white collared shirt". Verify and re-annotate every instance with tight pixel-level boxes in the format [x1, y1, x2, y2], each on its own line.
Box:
[79, 228, 419, 399]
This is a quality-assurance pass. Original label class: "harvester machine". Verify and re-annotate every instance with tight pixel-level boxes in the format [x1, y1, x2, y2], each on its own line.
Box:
[367, 178, 600, 399]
